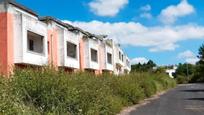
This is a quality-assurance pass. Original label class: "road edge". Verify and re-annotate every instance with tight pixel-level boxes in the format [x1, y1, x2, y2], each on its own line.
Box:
[118, 89, 174, 115]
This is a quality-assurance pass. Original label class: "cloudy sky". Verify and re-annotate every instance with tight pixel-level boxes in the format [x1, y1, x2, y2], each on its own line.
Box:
[16, 0, 204, 65]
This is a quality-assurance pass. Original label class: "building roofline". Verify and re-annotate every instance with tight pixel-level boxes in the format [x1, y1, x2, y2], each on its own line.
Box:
[39, 16, 97, 39]
[39, 16, 76, 30]
[6, 1, 110, 41]
[8, 1, 38, 17]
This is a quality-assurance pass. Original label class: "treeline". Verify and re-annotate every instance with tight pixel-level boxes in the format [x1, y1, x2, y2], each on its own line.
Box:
[131, 60, 157, 72]
[174, 43, 204, 83]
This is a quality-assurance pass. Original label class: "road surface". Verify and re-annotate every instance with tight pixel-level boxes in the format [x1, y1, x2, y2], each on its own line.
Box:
[130, 84, 204, 115]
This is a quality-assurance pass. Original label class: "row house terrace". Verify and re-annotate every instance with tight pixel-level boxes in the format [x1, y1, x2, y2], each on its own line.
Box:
[0, 1, 83, 74]
[79, 32, 101, 74]
[40, 17, 82, 72]
[0, 1, 49, 74]
[79, 35, 114, 74]
[0, 0, 130, 75]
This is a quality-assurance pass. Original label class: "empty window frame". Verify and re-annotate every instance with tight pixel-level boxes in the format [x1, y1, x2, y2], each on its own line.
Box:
[27, 31, 44, 54]
[67, 42, 77, 59]
[91, 48, 98, 62]
[107, 53, 112, 64]
[122, 54, 124, 61]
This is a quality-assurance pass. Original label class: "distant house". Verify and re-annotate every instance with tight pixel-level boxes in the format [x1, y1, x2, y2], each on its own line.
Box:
[165, 66, 177, 78]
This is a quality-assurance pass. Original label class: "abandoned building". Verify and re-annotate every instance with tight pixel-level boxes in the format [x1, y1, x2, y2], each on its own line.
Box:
[0, 0, 131, 75]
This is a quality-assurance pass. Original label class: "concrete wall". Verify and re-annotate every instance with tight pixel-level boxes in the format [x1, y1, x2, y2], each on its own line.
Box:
[57, 26, 64, 67]
[99, 41, 105, 74]
[79, 37, 101, 71]
[124, 55, 131, 73]
[79, 37, 86, 71]
[113, 43, 126, 75]
[87, 38, 100, 70]
[104, 44, 114, 71]
[63, 30, 81, 69]
[0, 3, 14, 75]
[47, 22, 59, 67]
[12, 7, 48, 66]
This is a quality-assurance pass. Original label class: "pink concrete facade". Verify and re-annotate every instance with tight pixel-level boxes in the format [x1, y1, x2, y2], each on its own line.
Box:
[79, 37, 86, 72]
[47, 28, 59, 67]
[0, 12, 14, 75]
[98, 43, 105, 74]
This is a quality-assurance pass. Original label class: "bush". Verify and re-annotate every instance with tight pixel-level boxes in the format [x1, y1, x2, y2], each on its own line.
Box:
[0, 67, 176, 114]
[109, 76, 145, 105]
[175, 75, 190, 84]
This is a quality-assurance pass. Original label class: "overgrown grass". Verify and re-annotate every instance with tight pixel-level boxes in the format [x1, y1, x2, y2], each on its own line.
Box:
[0, 67, 176, 115]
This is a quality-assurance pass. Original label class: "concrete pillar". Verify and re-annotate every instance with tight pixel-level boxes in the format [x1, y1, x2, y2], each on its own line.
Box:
[0, 12, 14, 75]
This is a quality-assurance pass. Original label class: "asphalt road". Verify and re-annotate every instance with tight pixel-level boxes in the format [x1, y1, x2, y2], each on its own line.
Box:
[130, 84, 204, 115]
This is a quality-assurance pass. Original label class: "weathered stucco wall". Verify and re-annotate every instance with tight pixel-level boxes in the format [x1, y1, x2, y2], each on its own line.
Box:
[0, 12, 14, 75]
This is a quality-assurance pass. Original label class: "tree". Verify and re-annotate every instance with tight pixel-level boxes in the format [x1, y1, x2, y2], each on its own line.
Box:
[198, 44, 204, 60]
[147, 60, 156, 69]
[174, 63, 195, 78]
[190, 44, 204, 82]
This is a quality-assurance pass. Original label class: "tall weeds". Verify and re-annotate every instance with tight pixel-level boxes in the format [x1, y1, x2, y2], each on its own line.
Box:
[0, 67, 176, 115]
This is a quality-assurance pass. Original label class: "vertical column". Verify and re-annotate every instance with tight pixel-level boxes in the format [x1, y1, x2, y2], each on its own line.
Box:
[0, 12, 14, 75]
[79, 38, 85, 72]
[47, 28, 58, 68]
[98, 43, 104, 74]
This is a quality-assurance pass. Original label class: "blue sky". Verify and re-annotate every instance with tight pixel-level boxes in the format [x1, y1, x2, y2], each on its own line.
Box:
[16, 0, 204, 65]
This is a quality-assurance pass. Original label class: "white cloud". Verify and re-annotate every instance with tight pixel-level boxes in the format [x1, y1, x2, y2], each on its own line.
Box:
[140, 4, 151, 12]
[159, 0, 195, 24]
[140, 12, 152, 19]
[178, 50, 199, 64]
[131, 57, 149, 64]
[88, 0, 128, 17]
[63, 20, 204, 52]
[178, 50, 195, 59]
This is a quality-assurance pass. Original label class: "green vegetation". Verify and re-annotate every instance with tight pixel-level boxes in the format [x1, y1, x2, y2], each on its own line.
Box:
[175, 63, 196, 77]
[174, 43, 204, 83]
[190, 44, 204, 82]
[0, 67, 176, 115]
[174, 63, 196, 84]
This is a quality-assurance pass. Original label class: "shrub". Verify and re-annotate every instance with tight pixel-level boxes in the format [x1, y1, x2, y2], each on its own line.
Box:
[176, 75, 190, 84]
[110, 76, 145, 105]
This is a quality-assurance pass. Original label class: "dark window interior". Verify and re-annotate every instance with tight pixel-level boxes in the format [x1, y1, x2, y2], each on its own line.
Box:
[67, 42, 77, 59]
[27, 31, 44, 54]
[91, 49, 98, 62]
[119, 51, 121, 60]
[107, 53, 112, 64]
[29, 39, 34, 51]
